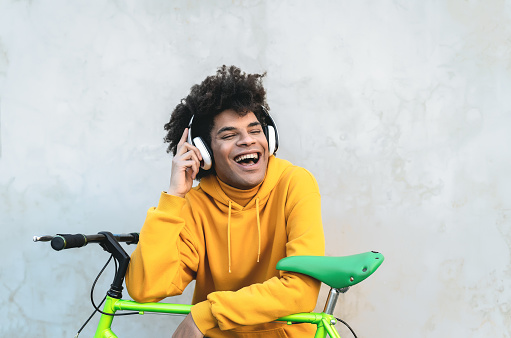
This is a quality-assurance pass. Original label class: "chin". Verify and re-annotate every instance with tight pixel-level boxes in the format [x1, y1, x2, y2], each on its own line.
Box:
[233, 173, 265, 189]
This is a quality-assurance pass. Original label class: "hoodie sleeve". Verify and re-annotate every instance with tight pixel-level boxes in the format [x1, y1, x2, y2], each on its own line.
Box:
[191, 167, 325, 333]
[126, 192, 200, 303]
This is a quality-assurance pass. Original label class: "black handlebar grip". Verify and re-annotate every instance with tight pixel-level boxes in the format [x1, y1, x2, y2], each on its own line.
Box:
[51, 234, 87, 251]
[127, 232, 139, 245]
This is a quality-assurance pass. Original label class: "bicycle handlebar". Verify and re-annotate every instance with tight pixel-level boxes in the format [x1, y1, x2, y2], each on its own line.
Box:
[33, 232, 139, 251]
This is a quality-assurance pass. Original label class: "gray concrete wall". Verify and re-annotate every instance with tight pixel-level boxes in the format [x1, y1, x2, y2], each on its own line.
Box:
[1, 0, 510, 336]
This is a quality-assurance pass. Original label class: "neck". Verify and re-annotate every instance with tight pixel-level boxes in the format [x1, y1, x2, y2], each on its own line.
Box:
[217, 178, 263, 207]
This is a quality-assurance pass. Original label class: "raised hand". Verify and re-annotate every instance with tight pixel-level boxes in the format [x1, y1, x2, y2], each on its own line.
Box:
[167, 128, 203, 198]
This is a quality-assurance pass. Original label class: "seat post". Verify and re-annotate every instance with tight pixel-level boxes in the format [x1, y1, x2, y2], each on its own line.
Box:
[323, 287, 349, 315]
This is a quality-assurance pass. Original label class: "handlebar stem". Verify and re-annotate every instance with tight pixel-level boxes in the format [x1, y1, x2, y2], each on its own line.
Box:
[98, 231, 131, 299]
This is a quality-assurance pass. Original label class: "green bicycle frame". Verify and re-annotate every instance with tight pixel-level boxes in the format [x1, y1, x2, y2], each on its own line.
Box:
[95, 297, 191, 337]
[95, 296, 340, 338]
[278, 312, 341, 338]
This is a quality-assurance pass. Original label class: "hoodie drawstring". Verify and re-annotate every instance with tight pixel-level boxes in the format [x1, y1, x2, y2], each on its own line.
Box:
[227, 198, 262, 273]
[256, 198, 261, 263]
[228, 200, 232, 273]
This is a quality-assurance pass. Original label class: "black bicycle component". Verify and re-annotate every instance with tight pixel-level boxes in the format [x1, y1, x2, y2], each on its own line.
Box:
[336, 317, 357, 338]
[36, 231, 139, 299]
[51, 234, 87, 251]
[44, 233, 139, 251]
[95, 231, 131, 299]
[90, 254, 138, 318]
[126, 232, 139, 245]
[76, 253, 139, 336]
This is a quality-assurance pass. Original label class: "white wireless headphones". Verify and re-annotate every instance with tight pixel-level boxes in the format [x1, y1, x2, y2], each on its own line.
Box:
[187, 115, 214, 170]
[187, 106, 279, 171]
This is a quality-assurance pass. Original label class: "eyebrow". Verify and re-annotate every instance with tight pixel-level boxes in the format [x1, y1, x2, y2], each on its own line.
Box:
[216, 121, 261, 135]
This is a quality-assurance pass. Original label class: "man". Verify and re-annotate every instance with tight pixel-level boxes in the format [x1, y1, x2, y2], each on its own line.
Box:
[126, 65, 325, 337]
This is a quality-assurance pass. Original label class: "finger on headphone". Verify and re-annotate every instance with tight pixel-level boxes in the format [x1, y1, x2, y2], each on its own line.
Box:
[185, 150, 201, 166]
[192, 160, 199, 179]
[184, 159, 198, 179]
[178, 128, 189, 146]
[192, 146, 203, 161]
[177, 140, 194, 156]
[181, 142, 202, 161]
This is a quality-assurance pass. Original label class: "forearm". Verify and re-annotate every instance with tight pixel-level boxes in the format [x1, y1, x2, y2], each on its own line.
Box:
[193, 272, 320, 332]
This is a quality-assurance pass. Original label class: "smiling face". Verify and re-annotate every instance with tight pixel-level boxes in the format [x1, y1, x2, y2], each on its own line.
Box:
[210, 109, 269, 189]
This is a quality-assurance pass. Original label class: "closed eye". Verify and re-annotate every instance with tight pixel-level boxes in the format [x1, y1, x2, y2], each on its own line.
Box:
[221, 134, 236, 140]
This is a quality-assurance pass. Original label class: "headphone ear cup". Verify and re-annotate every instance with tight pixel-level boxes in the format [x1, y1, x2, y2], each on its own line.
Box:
[265, 125, 277, 155]
[261, 107, 279, 155]
[192, 137, 213, 170]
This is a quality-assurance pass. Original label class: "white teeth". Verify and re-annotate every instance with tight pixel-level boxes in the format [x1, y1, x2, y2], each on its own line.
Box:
[235, 153, 259, 163]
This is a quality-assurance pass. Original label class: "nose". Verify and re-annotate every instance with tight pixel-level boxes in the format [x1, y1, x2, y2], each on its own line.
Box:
[237, 131, 256, 146]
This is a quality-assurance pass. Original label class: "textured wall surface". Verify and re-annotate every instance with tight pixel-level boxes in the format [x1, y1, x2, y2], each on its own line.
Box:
[1, 1, 510, 337]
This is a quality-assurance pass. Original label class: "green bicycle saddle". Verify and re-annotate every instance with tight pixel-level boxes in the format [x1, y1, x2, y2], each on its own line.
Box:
[276, 251, 384, 289]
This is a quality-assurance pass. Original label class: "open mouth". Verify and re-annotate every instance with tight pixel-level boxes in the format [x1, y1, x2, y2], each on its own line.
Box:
[234, 153, 260, 166]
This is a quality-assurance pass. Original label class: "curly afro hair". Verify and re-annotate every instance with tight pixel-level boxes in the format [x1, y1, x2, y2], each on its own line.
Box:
[164, 65, 269, 180]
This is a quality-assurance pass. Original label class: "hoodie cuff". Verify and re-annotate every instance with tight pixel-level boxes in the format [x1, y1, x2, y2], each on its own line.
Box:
[190, 301, 217, 334]
[157, 192, 186, 212]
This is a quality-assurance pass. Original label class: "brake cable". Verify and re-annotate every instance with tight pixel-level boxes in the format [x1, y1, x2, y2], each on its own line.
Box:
[75, 254, 138, 337]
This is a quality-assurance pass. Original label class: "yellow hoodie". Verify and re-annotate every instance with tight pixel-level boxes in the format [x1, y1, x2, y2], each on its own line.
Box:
[126, 156, 325, 337]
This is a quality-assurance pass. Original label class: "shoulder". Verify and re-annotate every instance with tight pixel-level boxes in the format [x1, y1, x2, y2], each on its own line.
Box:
[274, 158, 320, 194]
[184, 185, 210, 205]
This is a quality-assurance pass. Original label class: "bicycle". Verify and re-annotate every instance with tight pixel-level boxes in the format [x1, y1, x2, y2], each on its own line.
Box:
[34, 231, 384, 338]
